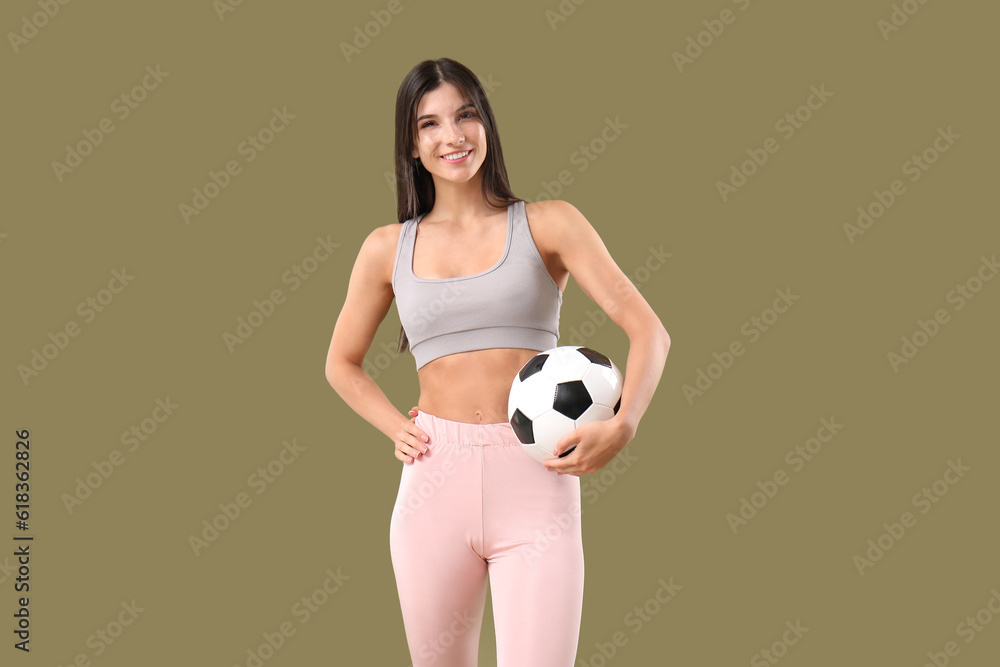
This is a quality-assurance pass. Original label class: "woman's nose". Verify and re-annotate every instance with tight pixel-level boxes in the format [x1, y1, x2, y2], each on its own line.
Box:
[445, 123, 464, 143]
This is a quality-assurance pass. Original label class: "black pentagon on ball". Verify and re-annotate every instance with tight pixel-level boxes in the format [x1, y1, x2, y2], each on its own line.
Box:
[518, 354, 549, 382]
[577, 347, 612, 368]
[613, 395, 621, 414]
[553, 380, 592, 420]
[510, 408, 534, 444]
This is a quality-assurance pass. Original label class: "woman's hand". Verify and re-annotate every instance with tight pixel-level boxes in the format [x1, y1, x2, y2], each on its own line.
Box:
[394, 406, 430, 464]
[542, 416, 635, 476]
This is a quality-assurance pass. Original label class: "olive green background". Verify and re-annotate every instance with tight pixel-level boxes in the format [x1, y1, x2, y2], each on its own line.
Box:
[3, 0, 998, 665]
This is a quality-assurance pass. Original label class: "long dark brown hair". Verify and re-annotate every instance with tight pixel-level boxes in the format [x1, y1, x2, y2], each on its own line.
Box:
[393, 57, 524, 357]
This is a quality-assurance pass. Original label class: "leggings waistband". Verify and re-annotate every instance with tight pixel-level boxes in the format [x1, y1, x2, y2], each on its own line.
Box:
[414, 409, 520, 447]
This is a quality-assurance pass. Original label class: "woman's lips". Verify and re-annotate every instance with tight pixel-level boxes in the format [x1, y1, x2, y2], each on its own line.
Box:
[441, 149, 471, 163]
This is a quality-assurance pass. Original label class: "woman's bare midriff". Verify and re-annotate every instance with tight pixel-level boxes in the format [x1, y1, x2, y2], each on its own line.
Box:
[416, 347, 542, 424]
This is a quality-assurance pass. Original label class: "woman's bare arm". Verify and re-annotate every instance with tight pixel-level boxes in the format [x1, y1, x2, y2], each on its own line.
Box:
[325, 225, 410, 442]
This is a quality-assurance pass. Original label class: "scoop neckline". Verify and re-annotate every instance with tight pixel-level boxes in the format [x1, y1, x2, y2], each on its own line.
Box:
[409, 203, 514, 282]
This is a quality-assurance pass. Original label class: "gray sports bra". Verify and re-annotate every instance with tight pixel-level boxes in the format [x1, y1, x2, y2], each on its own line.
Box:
[392, 200, 563, 370]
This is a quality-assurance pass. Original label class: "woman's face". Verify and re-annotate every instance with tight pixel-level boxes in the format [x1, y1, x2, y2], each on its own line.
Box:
[411, 82, 486, 185]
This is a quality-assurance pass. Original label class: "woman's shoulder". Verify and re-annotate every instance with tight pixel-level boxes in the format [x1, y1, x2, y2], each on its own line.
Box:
[522, 200, 574, 265]
[523, 200, 602, 269]
[351, 223, 408, 286]
[369, 221, 408, 249]
[524, 199, 585, 238]
[525, 199, 582, 223]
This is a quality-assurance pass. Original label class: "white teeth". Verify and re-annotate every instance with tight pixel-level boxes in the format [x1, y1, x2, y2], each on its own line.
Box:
[442, 150, 470, 160]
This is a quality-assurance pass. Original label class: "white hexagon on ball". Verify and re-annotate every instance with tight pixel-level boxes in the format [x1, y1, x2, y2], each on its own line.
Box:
[513, 372, 556, 420]
[582, 363, 623, 408]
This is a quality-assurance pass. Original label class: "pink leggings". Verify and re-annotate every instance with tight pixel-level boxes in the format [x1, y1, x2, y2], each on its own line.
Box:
[389, 409, 584, 667]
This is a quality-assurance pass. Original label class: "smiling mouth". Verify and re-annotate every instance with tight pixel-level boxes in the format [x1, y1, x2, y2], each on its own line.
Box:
[441, 150, 471, 161]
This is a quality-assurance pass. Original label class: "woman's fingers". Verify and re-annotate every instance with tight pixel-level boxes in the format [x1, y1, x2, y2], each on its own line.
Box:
[395, 414, 430, 464]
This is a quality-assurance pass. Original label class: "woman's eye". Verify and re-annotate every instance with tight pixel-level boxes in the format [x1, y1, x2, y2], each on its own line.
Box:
[420, 111, 475, 129]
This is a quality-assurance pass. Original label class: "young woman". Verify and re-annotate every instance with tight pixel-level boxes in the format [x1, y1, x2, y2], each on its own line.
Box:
[325, 58, 670, 667]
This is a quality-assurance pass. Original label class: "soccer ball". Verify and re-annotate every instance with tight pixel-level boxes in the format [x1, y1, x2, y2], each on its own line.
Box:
[507, 346, 623, 464]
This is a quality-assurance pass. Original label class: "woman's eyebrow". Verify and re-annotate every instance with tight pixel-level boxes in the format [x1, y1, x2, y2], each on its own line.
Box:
[417, 104, 475, 122]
